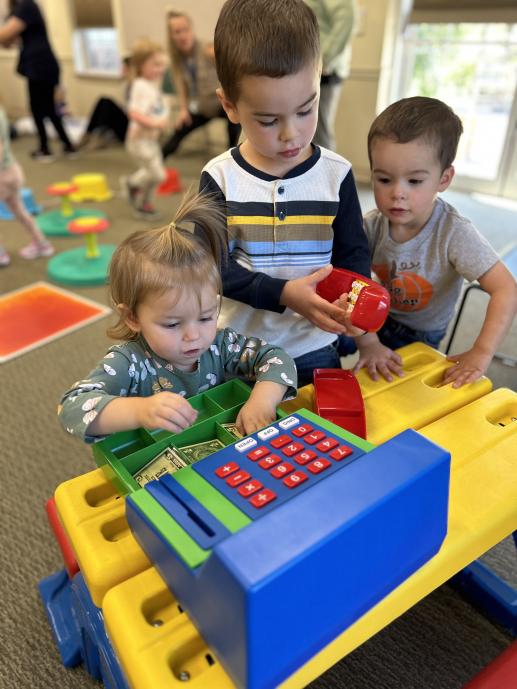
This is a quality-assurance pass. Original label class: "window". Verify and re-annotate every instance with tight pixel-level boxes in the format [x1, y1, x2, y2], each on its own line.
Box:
[69, 0, 121, 77]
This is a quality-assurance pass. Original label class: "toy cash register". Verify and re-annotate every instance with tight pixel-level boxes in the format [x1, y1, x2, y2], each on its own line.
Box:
[316, 267, 390, 332]
[94, 383, 450, 689]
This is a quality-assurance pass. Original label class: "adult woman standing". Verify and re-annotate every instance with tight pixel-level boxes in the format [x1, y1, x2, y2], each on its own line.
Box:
[161, 10, 240, 161]
[0, 0, 76, 161]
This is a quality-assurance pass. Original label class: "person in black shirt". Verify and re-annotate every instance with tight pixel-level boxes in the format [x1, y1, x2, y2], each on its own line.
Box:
[0, 0, 76, 161]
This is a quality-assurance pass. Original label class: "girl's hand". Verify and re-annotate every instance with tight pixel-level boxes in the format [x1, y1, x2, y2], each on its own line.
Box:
[443, 348, 492, 388]
[280, 265, 358, 335]
[235, 382, 286, 436]
[137, 392, 198, 433]
[353, 335, 404, 382]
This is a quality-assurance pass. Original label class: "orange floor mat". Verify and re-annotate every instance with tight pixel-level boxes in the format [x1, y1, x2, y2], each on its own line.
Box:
[0, 281, 111, 362]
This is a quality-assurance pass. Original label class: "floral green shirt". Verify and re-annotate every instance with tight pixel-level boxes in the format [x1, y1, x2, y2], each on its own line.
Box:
[58, 327, 297, 442]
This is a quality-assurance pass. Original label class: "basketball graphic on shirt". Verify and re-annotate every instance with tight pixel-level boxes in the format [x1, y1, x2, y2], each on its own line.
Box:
[373, 262, 433, 312]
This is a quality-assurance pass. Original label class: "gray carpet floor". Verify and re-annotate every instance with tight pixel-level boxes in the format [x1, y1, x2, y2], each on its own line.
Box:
[0, 135, 515, 689]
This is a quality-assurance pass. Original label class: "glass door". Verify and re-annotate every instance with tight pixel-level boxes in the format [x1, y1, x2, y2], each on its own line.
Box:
[399, 23, 517, 199]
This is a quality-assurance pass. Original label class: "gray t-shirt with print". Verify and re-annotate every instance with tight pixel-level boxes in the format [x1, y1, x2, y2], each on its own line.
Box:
[363, 198, 499, 332]
[58, 327, 297, 442]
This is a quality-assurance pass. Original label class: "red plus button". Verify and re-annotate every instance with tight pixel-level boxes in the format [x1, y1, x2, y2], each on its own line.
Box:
[283, 470, 308, 488]
[215, 462, 239, 477]
[316, 437, 339, 452]
[258, 454, 282, 469]
[226, 471, 251, 487]
[271, 462, 294, 478]
[304, 430, 326, 445]
[270, 434, 292, 448]
[282, 441, 304, 457]
[237, 479, 263, 497]
[250, 489, 277, 508]
[294, 449, 317, 465]
[247, 446, 270, 461]
[307, 458, 331, 474]
[330, 445, 353, 461]
[292, 424, 313, 437]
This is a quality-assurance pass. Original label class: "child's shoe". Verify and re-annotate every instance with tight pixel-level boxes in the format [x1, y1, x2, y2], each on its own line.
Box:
[19, 240, 55, 259]
[134, 202, 162, 221]
[120, 176, 141, 208]
[29, 149, 55, 163]
[0, 250, 11, 267]
[62, 145, 79, 159]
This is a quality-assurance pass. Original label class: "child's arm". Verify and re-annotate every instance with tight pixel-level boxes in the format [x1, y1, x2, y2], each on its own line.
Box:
[218, 328, 297, 435]
[86, 393, 197, 437]
[352, 332, 404, 382]
[58, 350, 197, 442]
[127, 108, 168, 131]
[443, 261, 517, 387]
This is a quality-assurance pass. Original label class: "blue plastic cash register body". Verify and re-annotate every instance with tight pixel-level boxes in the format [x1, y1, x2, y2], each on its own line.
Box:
[126, 408, 450, 689]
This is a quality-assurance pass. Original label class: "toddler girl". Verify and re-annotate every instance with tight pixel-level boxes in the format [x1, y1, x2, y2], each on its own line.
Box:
[0, 106, 54, 265]
[58, 192, 297, 442]
[124, 39, 169, 221]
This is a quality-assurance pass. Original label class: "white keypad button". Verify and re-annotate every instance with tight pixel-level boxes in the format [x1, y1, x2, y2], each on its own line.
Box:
[278, 416, 300, 430]
[257, 426, 280, 440]
[235, 437, 257, 453]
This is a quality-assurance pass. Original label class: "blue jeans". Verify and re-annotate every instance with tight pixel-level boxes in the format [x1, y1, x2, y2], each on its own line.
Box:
[337, 316, 446, 356]
[294, 342, 341, 387]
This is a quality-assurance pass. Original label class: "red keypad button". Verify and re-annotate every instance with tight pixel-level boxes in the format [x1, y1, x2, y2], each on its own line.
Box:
[258, 454, 282, 469]
[316, 437, 339, 452]
[291, 424, 313, 438]
[307, 458, 331, 474]
[215, 462, 239, 478]
[250, 489, 277, 508]
[270, 434, 292, 448]
[237, 479, 263, 497]
[304, 430, 326, 445]
[281, 441, 304, 457]
[294, 449, 317, 465]
[283, 470, 308, 488]
[330, 445, 353, 461]
[226, 471, 251, 487]
[247, 446, 270, 461]
[271, 462, 294, 478]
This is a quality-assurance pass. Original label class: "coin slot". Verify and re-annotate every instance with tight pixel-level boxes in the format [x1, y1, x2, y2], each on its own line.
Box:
[422, 371, 448, 388]
[141, 589, 182, 627]
[100, 515, 130, 542]
[486, 403, 517, 427]
[403, 352, 439, 371]
[84, 481, 119, 507]
[168, 637, 213, 682]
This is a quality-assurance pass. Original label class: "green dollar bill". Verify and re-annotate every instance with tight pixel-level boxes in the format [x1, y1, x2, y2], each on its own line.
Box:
[133, 446, 189, 487]
[178, 438, 226, 463]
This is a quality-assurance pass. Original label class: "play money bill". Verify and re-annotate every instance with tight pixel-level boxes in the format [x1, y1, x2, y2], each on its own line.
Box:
[133, 446, 190, 487]
[221, 422, 243, 439]
[179, 438, 226, 463]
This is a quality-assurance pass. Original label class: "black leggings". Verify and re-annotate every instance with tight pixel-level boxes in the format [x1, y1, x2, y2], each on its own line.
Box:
[28, 79, 72, 152]
[161, 110, 240, 160]
[86, 97, 128, 142]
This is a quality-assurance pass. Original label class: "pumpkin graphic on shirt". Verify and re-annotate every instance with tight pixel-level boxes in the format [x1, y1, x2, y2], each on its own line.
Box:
[373, 261, 433, 312]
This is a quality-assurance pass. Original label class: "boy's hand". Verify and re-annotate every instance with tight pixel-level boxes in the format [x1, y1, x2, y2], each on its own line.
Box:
[137, 392, 198, 433]
[443, 348, 492, 388]
[353, 334, 404, 382]
[280, 266, 358, 335]
[235, 382, 286, 436]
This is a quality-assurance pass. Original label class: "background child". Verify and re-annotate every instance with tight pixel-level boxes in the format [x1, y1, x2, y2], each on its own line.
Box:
[199, 0, 371, 388]
[124, 39, 169, 221]
[0, 105, 54, 265]
[58, 192, 297, 443]
[351, 96, 517, 387]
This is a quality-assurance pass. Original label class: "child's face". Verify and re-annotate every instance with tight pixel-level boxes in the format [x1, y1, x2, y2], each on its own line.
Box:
[370, 137, 454, 234]
[140, 52, 167, 82]
[219, 62, 319, 176]
[127, 284, 218, 371]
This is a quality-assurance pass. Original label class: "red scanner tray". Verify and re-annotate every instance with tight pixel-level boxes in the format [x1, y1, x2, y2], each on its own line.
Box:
[313, 368, 367, 439]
